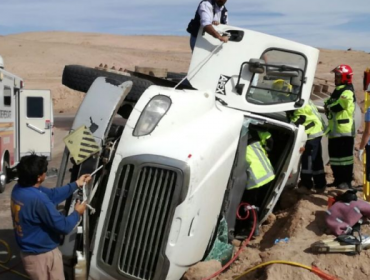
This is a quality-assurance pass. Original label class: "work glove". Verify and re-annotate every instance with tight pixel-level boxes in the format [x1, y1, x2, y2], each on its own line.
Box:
[358, 149, 364, 162]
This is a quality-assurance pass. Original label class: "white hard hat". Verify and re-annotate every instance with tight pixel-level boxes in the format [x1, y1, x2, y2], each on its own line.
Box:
[0, 55, 4, 69]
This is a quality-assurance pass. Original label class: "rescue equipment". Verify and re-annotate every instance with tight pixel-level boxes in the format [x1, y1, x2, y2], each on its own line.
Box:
[63, 125, 101, 165]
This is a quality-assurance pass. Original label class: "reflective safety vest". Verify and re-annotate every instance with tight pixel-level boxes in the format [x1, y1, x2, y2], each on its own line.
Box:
[325, 85, 355, 138]
[246, 140, 275, 190]
[289, 100, 325, 140]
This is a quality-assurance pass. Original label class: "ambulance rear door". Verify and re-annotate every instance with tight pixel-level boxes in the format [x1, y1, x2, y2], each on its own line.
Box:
[19, 90, 53, 160]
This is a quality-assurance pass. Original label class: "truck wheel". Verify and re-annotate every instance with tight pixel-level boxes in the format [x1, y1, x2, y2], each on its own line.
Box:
[0, 161, 9, 193]
[62, 65, 154, 102]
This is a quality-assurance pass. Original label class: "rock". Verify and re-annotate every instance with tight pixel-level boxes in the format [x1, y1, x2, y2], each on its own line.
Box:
[265, 213, 276, 225]
[232, 239, 242, 247]
[182, 260, 222, 280]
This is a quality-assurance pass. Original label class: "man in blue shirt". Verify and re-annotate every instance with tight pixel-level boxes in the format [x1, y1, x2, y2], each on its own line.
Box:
[11, 154, 91, 280]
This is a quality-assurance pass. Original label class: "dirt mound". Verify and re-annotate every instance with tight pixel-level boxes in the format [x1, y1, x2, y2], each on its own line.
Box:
[216, 189, 370, 280]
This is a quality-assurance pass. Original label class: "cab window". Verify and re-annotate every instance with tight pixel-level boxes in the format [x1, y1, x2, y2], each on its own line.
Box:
[246, 50, 307, 105]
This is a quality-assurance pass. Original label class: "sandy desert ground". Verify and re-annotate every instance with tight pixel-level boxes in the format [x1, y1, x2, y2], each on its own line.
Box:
[1, 31, 370, 280]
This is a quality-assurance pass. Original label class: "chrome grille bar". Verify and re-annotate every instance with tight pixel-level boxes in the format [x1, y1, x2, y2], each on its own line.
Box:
[146, 171, 175, 279]
[100, 160, 182, 280]
[102, 164, 133, 265]
[119, 167, 176, 280]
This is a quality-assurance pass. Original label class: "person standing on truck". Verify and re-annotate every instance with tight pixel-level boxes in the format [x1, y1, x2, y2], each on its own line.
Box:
[357, 85, 370, 178]
[325, 65, 356, 190]
[287, 100, 327, 193]
[10, 154, 91, 280]
[187, 0, 229, 51]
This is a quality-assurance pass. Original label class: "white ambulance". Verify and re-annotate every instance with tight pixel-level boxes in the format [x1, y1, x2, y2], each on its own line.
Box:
[0, 55, 53, 193]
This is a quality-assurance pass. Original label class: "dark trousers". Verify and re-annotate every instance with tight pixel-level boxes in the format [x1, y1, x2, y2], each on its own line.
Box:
[328, 136, 354, 184]
[301, 136, 326, 189]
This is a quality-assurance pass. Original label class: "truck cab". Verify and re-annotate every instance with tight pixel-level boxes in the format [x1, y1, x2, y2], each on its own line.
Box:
[57, 26, 355, 280]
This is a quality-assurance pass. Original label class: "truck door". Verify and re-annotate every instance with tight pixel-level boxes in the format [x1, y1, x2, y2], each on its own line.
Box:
[188, 26, 319, 113]
[250, 113, 307, 225]
[19, 90, 53, 159]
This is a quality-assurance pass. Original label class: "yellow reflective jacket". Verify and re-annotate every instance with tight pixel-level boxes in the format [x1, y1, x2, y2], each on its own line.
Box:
[246, 136, 275, 190]
[325, 85, 355, 138]
[288, 100, 325, 140]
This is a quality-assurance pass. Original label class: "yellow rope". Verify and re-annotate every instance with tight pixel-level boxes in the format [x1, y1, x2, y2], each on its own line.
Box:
[0, 263, 30, 279]
[233, 260, 311, 280]
[0, 239, 11, 264]
[0, 239, 30, 279]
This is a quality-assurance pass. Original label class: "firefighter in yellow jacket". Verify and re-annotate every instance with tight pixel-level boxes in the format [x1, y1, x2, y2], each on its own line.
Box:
[241, 129, 275, 236]
[272, 79, 327, 193]
[325, 65, 356, 189]
[245, 130, 275, 191]
[287, 100, 326, 193]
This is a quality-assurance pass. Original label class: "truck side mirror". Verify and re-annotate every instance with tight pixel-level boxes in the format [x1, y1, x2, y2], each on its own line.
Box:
[291, 76, 302, 87]
[235, 59, 265, 95]
[248, 59, 265, 74]
[294, 98, 305, 107]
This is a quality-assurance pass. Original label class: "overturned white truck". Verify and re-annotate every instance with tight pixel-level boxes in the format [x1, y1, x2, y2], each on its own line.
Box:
[57, 26, 360, 280]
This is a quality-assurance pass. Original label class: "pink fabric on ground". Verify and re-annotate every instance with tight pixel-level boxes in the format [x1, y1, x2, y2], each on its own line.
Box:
[325, 200, 370, 236]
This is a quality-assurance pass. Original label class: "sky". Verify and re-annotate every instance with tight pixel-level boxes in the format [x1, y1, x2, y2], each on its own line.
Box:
[1, 0, 370, 51]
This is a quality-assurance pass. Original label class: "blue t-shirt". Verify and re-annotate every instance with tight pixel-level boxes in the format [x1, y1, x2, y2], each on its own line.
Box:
[366, 106, 370, 145]
[11, 182, 80, 254]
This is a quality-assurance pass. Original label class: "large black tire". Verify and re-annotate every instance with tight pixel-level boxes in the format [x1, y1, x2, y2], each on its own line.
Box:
[62, 65, 154, 102]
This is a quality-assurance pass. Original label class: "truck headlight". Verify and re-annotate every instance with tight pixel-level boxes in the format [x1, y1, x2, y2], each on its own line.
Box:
[133, 95, 171, 136]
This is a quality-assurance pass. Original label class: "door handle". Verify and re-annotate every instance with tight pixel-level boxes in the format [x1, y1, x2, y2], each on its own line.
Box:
[26, 123, 45, 134]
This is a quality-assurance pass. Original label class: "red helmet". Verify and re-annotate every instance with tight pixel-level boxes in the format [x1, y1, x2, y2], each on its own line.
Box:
[331, 64, 353, 84]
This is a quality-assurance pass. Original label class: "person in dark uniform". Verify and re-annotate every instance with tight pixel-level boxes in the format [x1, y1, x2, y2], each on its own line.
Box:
[187, 0, 229, 51]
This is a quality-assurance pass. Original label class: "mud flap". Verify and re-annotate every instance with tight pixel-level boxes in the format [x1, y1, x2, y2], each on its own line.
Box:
[57, 77, 133, 279]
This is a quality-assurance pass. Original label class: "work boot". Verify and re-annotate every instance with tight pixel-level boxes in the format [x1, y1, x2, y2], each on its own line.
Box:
[337, 182, 351, 190]
[326, 181, 339, 188]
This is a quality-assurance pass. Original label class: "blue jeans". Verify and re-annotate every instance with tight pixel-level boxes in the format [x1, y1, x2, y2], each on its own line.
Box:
[190, 36, 197, 52]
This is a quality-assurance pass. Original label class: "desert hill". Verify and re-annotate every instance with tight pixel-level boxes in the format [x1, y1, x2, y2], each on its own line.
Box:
[0, 32, 191, 112]
[1, 31, 369, 112]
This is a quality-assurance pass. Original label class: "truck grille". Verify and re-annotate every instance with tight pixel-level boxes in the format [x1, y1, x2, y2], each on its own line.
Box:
[101, 163, 180, 280]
